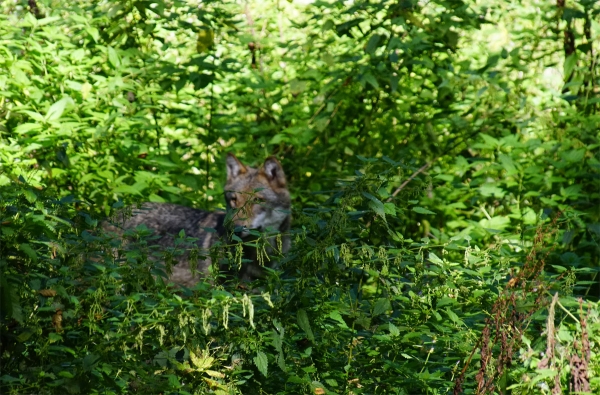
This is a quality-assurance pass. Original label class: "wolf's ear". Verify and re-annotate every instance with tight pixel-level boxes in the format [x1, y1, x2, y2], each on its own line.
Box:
[226, 153, 247, 180]
[261, 157, 287, 188]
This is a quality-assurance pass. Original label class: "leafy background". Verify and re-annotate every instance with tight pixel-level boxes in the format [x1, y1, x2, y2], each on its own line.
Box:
[1, 0, 599, 394]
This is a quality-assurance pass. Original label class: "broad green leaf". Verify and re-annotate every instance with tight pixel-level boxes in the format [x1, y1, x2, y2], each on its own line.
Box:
[498, 154, 518, 175]
[297, 309, 314, 341]
[14, 123, 41, 134]
[368, 200, 386, 219]
[112, 185, 143, 196]
[428, 252, 443, 265]
[329, 311, 348, 328]
[372, 298, 391, 316]
[365, 34, 382, 54]
[107, 47, 121, 69]
[413, 207, 435, 215]
[19, 244, 37, 262]
[253, 351, 268, 377]
[383, 202, 396, 216]
[23, 189, 37, 203]
[36, 16, 62, 26]
[564, 53, 577, 79]
[479, 184, 506, 198]
[46, 98, 70, 121]
[363, 72, 379, 89]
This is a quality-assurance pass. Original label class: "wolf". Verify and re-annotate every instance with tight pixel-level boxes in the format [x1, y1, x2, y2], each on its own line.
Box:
[105, 154, 291, 287]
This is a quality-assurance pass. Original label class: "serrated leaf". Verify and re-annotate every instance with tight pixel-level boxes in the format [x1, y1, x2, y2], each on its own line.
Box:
[413, 206, 435, 215]
[363, 192, 386, 219]
[329, 310, 348, 328]
[82, 354, 100, 372]
[23, 189, 37, 203]
[383, 202, 396, 216]
[19, 243, 37, 262]
[368, 200, 386, 219]
[388, 322, 400, 336]
[277, 351, 286, 372]
[498, 154, 518, 175]
[205, 370, 225, 378]
[297, 309, 314, 341]
[253, 351, 268, 377]
[373, 298, 391, 316]
[445, 307, 461, 324]
[190, 350, 214, 371]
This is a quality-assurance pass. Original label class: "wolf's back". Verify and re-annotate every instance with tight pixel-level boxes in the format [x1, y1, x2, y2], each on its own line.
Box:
[106, 202, 227, 286]
[122, 202, 226, 241]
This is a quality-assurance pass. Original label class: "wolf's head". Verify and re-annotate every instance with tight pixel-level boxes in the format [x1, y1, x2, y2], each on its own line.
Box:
[224, 154, 291, 234]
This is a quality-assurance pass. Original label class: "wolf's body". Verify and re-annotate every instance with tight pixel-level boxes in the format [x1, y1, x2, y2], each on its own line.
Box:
[105, 154, 291, 287]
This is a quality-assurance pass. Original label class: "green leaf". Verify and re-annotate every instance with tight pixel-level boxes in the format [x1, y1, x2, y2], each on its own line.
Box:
[297, 309, 315, 342]
[46, 98, 70, 121]
[58, 371, 74, 378]
[372, 298, 391, 316]
[368, 200, 386, 219]
[383, 202, 396, 216]
[365, 34, 382, 54]
[362, 192, 386, 220]
[498, 154, 518, 175]
[14, 123, 42, 134]
[564, 53, 577, 79]
[428, 252, 443, 265]
[36, 16, 62, 26]
[329, 311, 348, 328]
[86, 27, 99, 42]
[254, 351, 268, 377]
[479, 184, 506, 198]
[113, 185, 143, 196]
[19, 244, 37, 262]
[561, 148, 585, 163]
[107, 47, 121, 69]
[363, 72, 379, 89]
[390, 75, 398, 93]
[166, 374, 181, 388]
[19, 110, 45, 122]
[23, 189, 37, 203]
[83, 354, 100, 372]
[413, 207, 435, 215]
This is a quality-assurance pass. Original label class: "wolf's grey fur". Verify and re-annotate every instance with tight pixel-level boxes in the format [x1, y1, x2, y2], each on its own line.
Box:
[105, 154, 291, 287]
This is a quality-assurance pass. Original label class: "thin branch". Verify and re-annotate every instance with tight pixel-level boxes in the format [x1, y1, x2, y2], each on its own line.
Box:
[389, 161, 432, 200]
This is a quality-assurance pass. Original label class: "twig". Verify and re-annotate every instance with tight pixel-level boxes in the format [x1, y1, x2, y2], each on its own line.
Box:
[388, 161, 432, 200]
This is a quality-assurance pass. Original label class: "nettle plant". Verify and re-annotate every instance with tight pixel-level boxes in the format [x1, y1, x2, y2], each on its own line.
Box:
[221, 157, 518, 394]
[0, 180, 278, 395]
[1, 157, 597, 395]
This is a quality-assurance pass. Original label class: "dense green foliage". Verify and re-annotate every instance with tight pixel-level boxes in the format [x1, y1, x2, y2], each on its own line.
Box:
[1, 0, 599, 394]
